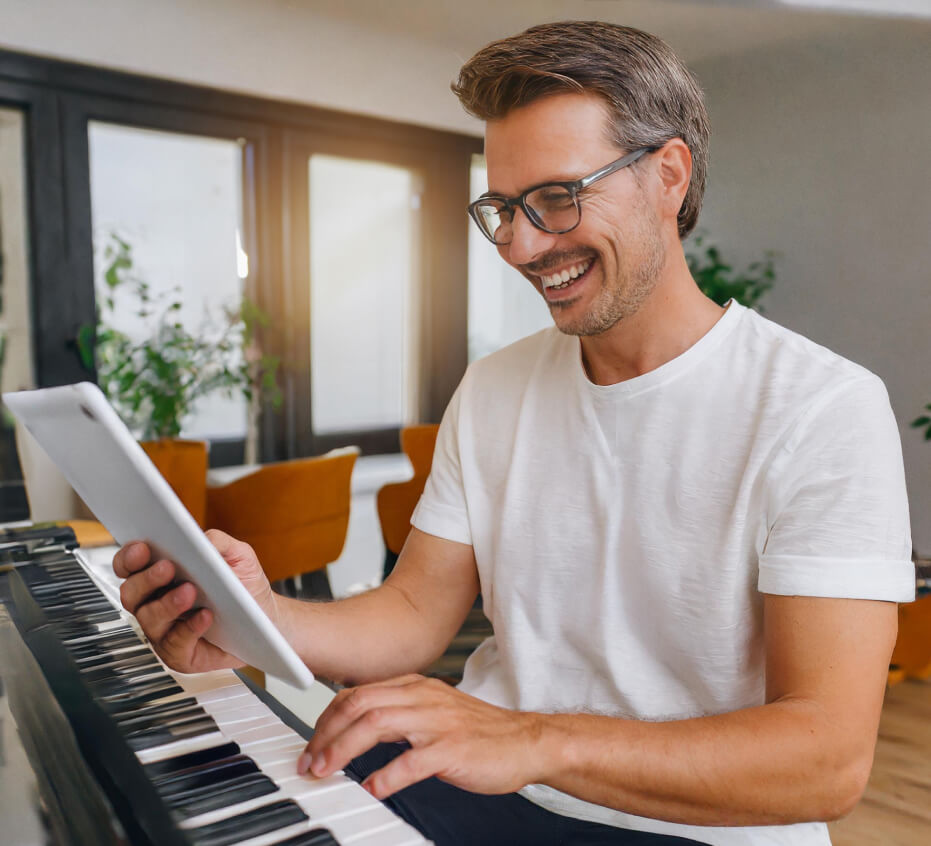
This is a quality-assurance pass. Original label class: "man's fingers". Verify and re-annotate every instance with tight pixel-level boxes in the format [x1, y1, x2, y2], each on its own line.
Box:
[112, 541, 152, 579]
[361, 746, 442, 800]
[134, 581, 198, 643]
[118, 558, 176, 615]
[309, 677, 427, 756]
[159, 608, 219, 669]
[306, 705, 416, 778]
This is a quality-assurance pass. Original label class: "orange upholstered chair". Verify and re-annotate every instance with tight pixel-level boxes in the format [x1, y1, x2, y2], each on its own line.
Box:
[376, 424, 439, 577]
[140, 439, 209, 528]
[206, 446, 358, 599]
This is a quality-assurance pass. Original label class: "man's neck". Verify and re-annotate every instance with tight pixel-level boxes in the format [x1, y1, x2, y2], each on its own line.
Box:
[579, 254, 725, 387]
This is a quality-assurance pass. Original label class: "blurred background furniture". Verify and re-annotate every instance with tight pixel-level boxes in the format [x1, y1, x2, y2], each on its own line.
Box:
[140, 439, 209, 528]
[206, 446, 359, 601]
[376, 423, 439, 579]
[888, 557, 931, 685]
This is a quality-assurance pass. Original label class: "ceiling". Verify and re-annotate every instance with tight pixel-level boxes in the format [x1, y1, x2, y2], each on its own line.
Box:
[298, 0, 931, 66]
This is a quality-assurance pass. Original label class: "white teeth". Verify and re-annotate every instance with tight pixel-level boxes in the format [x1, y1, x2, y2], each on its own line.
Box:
[541, 259, 592, 288]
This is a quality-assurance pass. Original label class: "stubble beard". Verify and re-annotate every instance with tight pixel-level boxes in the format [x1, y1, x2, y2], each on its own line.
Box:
[550, 202, 666, 338]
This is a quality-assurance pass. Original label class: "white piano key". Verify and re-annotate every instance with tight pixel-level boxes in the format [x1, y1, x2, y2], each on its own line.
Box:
[237, 723, 300, 748]
[302, 803, 402, 842]
[173, 670, 245, 698]
[259, 763, 347, 788]
[202, 701, 272, 724]
[343, 821, 428, 846]
[71, 544, 431, 844]
[135, 729, 228, 764]
[249, 740, 308, 768]
[213, 715, 277, 736]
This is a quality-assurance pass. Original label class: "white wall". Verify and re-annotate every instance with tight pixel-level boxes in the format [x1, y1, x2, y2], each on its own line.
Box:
[0, 0, 480, 136]
[692, 22, 931, 553]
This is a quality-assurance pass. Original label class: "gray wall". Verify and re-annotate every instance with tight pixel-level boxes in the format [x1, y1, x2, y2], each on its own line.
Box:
[692, 22, 931, 554]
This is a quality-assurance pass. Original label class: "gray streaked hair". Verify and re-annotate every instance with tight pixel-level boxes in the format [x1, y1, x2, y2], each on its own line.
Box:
[452, 21, 711, 239]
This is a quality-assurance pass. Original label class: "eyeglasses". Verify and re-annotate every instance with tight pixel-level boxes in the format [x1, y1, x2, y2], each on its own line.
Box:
[468, 146, 658, 246]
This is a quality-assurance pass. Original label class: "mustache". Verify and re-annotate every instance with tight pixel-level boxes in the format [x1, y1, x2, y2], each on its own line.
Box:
[520, 250, 597, 276]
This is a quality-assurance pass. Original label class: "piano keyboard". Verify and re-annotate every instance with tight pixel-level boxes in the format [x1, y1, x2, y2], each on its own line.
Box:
[0, 526, 431, 846]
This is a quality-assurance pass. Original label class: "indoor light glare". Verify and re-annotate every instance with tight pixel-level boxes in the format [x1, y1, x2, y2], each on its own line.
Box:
[236, 228, 249, 279]
[779, 0, 931, 17]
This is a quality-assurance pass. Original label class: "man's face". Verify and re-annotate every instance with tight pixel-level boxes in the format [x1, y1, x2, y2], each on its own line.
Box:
[484, 93, 666, 337]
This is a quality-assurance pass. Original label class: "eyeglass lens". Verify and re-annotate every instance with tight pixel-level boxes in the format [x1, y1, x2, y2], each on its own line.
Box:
[476, 185, 579, 245]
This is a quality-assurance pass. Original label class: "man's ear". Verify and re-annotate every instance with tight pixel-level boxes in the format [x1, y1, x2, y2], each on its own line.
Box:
[653, 138, 692, 225]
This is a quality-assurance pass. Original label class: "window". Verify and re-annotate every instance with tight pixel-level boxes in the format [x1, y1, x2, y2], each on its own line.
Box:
[309, 155, 420, 434]
[467, 155, 551, 363]
[88, 123, 248, 441]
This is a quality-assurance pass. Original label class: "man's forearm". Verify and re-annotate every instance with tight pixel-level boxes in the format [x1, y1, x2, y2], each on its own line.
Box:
[532, 699, 872, 826]
[274, 581, 458, 686]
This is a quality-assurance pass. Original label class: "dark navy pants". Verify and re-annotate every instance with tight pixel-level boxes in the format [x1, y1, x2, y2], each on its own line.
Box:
[346, 743, 709, 846]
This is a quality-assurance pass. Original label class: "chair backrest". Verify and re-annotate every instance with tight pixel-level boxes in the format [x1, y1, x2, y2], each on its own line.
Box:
[377, 424, 439, 556]
[400, 424, 440, 478]
[206, 446, 358, 583]
[140, 439, 208, 528]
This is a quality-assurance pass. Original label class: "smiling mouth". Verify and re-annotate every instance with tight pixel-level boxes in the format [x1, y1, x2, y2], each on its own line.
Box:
[539, 258, 593, 292]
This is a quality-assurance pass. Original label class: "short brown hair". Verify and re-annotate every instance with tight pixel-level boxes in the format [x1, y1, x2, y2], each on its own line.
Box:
[452, 21, 710, 239]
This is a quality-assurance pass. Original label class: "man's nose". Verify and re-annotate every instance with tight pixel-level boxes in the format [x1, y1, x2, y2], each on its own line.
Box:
[502, 208, 559, 266]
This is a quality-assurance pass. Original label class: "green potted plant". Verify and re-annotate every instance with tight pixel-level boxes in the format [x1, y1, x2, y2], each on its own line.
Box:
[686, 234, 776, 310]
[912, 404, 931, 442]
[78, 234, 280, 524]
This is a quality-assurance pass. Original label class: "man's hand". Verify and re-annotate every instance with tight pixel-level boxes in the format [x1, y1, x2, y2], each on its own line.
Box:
[299, 674, 544, 799]
[113, 529, 279, 674]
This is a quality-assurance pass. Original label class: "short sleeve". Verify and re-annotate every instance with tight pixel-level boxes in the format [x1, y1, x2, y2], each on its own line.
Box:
[410, 379, 473, 545]
[759, 375, 914, 601]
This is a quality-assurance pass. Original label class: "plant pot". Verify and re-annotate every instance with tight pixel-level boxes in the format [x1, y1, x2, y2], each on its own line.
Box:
[140, 439, 208, 528]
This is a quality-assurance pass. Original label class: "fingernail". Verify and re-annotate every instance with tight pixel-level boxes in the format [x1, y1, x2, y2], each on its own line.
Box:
[297, 752, 311, 774]
[310, 754, 326, 775]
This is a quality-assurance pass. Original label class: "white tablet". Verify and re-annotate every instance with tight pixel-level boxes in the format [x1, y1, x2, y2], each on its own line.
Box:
[3, 382, 315, 689]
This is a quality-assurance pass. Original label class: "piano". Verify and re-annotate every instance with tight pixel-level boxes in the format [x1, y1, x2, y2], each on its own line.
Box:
[0, 525, 432, 846]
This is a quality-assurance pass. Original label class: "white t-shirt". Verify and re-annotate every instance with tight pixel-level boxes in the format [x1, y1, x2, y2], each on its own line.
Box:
[411, 302, 914, 846]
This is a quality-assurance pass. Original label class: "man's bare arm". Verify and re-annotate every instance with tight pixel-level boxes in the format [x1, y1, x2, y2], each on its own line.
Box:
[309, 595, 894, 826]
[280, 528, 480, 685]
[514, 595, 893, 824]
[114, 527, 479, 685]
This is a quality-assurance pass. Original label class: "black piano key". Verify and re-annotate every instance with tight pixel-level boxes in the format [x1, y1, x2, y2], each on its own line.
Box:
[125, 716, 220, 751]
[152, 755, 258, 793]
[75, 643, 153, 667]
[157, 757, 259, 797]
[80, 651, 163, 679]
[98, 681, 186, 708]
[268, 829, 342, 846]
[91, 669, 174, 694]
[68, 630, 143, 653]
[0, 524, 77, 547]
[168, 773, 279, 819]
[144, 742, 242, 779]
[187, 799, 308, 846]
[116, 697, 201, 728]
[121, 706, 212, 736]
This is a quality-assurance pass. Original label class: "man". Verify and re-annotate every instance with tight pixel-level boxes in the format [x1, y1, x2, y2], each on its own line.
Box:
[115, 21, 914, 846]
